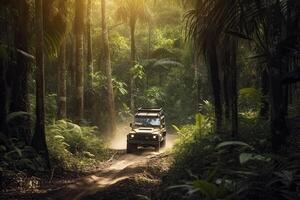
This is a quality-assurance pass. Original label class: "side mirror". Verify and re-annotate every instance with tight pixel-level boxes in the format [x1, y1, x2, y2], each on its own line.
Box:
[130, 123, 133, 128]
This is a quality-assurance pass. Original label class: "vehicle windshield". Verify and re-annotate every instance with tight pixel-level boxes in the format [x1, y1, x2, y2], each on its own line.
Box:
[135, 117, 161, 127]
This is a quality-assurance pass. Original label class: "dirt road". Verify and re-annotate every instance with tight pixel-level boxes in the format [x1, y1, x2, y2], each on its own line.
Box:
[43, 132, 177, 200]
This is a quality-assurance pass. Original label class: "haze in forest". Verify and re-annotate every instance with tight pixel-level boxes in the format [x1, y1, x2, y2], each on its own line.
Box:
[0, 0, 300, 200]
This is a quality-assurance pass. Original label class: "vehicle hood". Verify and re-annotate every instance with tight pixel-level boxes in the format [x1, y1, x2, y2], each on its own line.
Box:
[130, 127, 161, 134]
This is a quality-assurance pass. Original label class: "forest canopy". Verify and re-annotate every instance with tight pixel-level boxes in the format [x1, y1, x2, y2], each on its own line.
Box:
[0, 0, 300, 200]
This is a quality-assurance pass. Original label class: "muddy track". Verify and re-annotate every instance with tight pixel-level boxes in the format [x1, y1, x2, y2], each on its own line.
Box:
[39, 134, 177, 200]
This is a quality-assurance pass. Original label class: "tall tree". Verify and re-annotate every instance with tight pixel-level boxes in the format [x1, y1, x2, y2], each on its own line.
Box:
[56, 0, 69, 120]
[31, 0, 50, 166]
[229, 39, 238, 138]
[207, 38, 223, 133]
[101, 0, 117, 135]
[266, 2, 290, 151]
[116, 0, 151, 112]
[185, 0, 241, 134]
[259, 68, 269, 118]
[74, 0, 86, 122]
[9, 0, 32, 143]
[57, 40, 67, 119]
[86, 0, 93, 88]
[0, 4, 9, 135]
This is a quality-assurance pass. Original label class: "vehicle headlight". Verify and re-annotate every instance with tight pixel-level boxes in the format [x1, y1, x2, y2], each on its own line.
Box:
[130, 134, 135, 138]
[153, 135, 157, 139]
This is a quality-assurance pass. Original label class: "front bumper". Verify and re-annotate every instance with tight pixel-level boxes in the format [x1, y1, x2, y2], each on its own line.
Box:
[127, 139, 159, 146]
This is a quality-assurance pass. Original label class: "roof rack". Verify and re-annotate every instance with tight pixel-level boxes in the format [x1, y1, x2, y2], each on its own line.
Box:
[136, 107, 164, 115]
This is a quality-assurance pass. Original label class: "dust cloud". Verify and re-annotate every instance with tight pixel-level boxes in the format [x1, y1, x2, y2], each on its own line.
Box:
[47, 123, 178, 200]
[109, 121, 132, 150]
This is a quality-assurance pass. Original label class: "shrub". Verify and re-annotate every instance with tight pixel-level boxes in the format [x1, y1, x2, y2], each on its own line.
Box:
[156, 114, 300, 200]
[46, 120, 108, 170]
[0, 133, 46, 173]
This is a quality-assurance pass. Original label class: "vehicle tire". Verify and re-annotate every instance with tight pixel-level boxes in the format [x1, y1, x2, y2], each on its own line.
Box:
[154, 142, 160, 152]
[161, 137, 166, 147]
[127, 143, 136, 153]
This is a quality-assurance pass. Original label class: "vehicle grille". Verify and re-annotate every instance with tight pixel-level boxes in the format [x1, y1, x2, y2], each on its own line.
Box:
[134, 133, 156, 140]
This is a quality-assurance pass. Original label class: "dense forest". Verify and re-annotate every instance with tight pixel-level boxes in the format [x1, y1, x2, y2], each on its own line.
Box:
[0, 0, 300, 200]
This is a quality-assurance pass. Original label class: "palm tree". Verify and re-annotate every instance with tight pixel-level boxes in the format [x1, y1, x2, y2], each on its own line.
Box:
[185, 1, 237, 133]
[31, 0, 50, 167]
[185, 0, 300, 150]
[101, 0, 116, 135]
[74, 0, 86, 122]
[116, 0, 151, 111]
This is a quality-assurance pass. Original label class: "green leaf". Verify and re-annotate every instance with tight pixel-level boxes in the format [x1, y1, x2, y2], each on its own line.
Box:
[82, 151, 95, 158]
[225, 30, 253, 40]
[216, 141, 254, 150]
[0, 145, 6, 152]
[6, 111, 31, 124]
[239, 153, 271, 164]
[172, 125, 182, 135]
[192, 179, 219, 198]
[54, 135, 65, 140]
[136, 194, 151, 200]
[4, 149, 22, 160]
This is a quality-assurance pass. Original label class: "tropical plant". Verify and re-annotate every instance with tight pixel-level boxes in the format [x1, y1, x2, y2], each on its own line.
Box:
[116, 0, 152, 111]
[46, 120, 108, 169]
[184, 0, 300, 150]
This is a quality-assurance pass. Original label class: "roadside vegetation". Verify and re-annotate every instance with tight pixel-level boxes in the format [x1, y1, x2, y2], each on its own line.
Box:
[157, 108, 300, 200]
[1, 0, 300, 200]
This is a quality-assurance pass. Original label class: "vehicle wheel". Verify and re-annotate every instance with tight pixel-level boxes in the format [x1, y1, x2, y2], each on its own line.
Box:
[127, 143, 136, 153]
[161, 137, 166, 147]
[154, 142, 160, 152]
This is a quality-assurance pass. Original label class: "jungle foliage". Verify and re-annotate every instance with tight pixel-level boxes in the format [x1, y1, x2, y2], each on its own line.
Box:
[0, 0, 300, 199]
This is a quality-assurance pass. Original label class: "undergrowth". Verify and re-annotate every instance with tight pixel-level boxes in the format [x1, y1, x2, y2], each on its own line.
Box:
[155, 114, 300, 200]
[47, 120, 109, 170]
[0, 119, 109, 192]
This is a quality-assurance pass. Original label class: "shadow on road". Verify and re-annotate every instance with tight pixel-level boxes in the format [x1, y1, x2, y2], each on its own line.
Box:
[43, 132, 177, 200]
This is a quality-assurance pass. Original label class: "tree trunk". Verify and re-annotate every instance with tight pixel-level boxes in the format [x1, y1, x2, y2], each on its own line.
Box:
[269, 65, 289, 152]
[194, 54, 201, 113]
[282, 85, 289, 115]
[74, 0, 86, 123]
[230, 40, 238, 138]
[220, 39, 231, 123]
[31, 0, 50, 167]
[130, 21, 136, 112]
[259, 68, 269, 118]
[266, 2, 289, 152]
[87, 0, 93, 88]
[207, 40, 223, 133]
[9, 0, 31, 144]
[0, 5, 6, 134]
[57, 41, 67, 119]
[101, 0, 116, 135]
[0, 57, 7, 134]
[223, 71, 230, 121]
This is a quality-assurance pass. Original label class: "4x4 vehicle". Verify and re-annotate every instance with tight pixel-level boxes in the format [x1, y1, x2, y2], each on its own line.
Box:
[127, 108, 167, 153]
